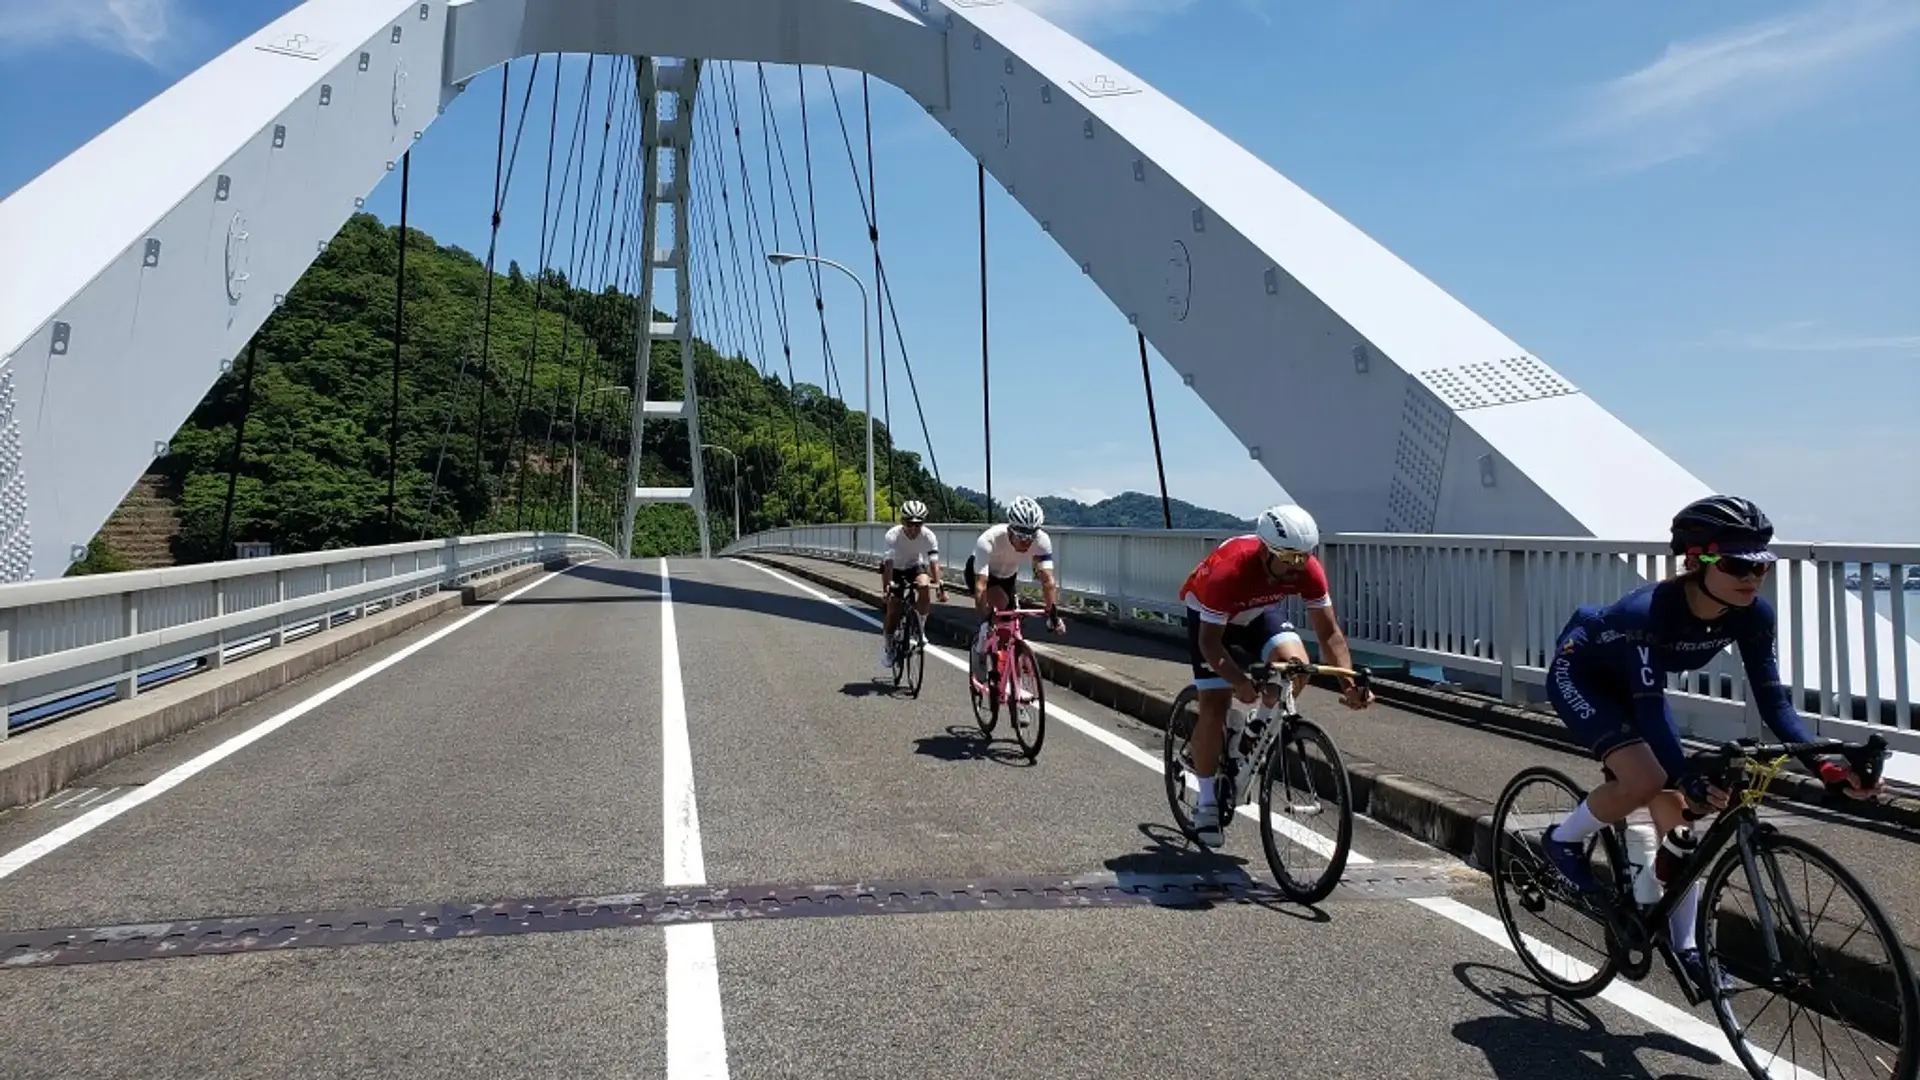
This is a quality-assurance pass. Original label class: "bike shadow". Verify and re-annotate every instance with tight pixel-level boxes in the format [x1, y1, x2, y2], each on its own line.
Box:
[840, 679, 910, 699]
[1448, 961, 1721, 1080]
[1101, 823, 1329, 922]
[910, 724, 1034, 768]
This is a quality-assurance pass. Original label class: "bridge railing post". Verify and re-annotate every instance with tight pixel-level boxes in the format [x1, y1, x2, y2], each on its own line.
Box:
[1498, 546, 1527, 706]
[114, 591, 139, 701]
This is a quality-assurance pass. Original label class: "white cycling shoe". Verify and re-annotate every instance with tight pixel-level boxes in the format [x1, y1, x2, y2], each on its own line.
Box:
[1191, 802, 1224, 848]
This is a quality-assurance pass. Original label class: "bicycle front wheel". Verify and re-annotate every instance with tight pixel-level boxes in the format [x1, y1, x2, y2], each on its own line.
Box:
[1257, 717, 1353, 904]
[1008, 639, 1046, 760]
[902, 610, 926, 697]
[1700, 829, 1919, 1080]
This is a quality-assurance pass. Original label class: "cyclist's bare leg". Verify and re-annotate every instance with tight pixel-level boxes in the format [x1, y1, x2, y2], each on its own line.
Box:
[973, 581, 1009, 668]
[912, 572, 933, 620]
[1266, 633, 1309, 707]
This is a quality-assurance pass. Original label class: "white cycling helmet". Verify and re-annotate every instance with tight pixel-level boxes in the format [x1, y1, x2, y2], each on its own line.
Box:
[900, 499, 929, 523]
[1255, 503, 1320, 554]
[1005, 496, 1045, 533]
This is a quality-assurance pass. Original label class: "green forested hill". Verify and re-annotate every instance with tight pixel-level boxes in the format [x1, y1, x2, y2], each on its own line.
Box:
[86, 212, 983, 569]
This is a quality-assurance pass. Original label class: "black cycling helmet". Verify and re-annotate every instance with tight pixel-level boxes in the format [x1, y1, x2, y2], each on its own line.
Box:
[1669, 494, 1775, 559]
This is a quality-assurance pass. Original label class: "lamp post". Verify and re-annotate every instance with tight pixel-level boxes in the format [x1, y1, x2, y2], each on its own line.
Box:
[700, 443, 740, 542]
[571, 384, 630, 535]
[767, 251, 873, 523]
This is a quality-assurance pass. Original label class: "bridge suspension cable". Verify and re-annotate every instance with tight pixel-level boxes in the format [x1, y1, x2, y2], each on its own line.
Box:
[820, 66, 955, 524]
[386, 149, 411, 542]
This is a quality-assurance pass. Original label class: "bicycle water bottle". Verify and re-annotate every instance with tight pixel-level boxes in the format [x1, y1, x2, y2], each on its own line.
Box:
[1653, 825, 1699, 889]
[1626, 823, 1662, 906]
[1238, 704, 1271, 759]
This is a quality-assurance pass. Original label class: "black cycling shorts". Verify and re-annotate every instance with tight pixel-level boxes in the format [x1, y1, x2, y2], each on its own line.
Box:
[1184, 608, 1301, 689]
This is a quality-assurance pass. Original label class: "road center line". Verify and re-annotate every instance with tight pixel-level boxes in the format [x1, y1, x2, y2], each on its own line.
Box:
[0, 566, 573, 884]
[731, 557, 1833, 1077]
[658, 559, 731, 1080]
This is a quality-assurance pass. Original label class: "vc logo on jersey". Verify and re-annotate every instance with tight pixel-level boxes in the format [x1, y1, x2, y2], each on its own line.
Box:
[1637, 646, 1655, 689]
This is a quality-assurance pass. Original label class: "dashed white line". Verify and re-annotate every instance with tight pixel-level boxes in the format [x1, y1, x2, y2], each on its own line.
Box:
[731, 557, 1837, 1079]
[658, 559, 731, 1080]
[0, 567, 572, 883]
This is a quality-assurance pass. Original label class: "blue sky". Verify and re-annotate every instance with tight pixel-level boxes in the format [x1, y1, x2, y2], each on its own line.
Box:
[3, 0, 1916, 541]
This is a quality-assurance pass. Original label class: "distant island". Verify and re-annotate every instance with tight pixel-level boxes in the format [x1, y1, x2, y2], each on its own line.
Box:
[953, 487, 1253, 531]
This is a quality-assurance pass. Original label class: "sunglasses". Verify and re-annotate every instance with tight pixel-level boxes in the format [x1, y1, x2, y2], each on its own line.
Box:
[1008, 528, 1037, 542]
[1699, 553, 1771, 579]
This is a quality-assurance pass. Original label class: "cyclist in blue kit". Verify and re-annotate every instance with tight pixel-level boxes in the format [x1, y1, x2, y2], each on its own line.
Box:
[1541, 493, 1881, 992]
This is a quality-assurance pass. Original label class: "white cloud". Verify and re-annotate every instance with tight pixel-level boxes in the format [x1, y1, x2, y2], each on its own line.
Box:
[1741, 321, 1920, 355]
[1059, 486, 1111, 504]
[0, 0, 200, 66]
[1683, 320, 1920, 357]
[1559, 0, 1920, 172]
[1016, 0, 1202, 37]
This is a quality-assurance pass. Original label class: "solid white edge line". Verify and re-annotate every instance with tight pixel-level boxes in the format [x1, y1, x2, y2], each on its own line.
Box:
[658, 559, 732, 1080]
[736, 557, 1840, 1080]
[728, 558, 1371, 864]
[0, 565, 573, 883]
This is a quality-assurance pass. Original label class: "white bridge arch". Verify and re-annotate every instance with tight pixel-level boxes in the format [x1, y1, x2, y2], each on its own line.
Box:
[0, 0, 1711, 584]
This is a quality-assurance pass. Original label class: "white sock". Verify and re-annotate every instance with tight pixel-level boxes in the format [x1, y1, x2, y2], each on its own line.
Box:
[1668, 881, 1704, 952]
[1198, 775, 1217, 807]
[1556, 800, 1604, 843]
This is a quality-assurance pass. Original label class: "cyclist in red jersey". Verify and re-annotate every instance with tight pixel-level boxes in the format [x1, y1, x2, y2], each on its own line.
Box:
[1178, 503, 1374, 846]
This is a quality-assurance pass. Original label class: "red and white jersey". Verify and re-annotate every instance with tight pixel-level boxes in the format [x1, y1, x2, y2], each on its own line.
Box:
[1179, 535, 1331, 625]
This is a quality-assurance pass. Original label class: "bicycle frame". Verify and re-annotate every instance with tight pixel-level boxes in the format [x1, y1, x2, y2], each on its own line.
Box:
[1587, 746, 1860, 1002]
[972, 605, 1044, 705]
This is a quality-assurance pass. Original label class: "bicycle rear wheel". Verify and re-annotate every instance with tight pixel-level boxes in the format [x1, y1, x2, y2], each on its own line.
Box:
[1488, 765, 1621, 1000]
[899, 609, 926, 697]
[971, 637, 998, 736]
[1257, 717, 1353, 904]
[1007, 639, 1046, 760]
[1699, 829, 1918, 1080]
[1162, 686, 1203, 844]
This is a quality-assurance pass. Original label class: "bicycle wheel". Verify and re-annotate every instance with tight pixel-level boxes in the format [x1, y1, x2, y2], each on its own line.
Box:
[1699, 829, 1919, 1080]
[971, 638, 998, 736]
[1488, 765, 1621, 999]
[1007, 639, 1046, 760]
[901, 609, 926, 697]
[1162, 685, 1203, 844]
[1257, 717, 1354, 904]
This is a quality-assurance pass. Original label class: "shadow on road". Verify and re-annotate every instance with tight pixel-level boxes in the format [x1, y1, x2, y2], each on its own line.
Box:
[1098, 823, 1329, 921]
[1448, 961, 1721, 1080]
[910, 724, 1034, 768]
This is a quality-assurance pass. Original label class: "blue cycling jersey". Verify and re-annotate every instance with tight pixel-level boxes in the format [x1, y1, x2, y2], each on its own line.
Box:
[1557, 578, 1813, 779]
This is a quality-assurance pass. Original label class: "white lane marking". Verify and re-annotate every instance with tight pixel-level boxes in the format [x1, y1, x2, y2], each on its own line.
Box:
[1412, 896, 1823, 1080]
[735, 558, 1838, 1080]
[0, 568, 572, 883]
[658, 559, 731, 1080]
[729, 558, 1369, 864]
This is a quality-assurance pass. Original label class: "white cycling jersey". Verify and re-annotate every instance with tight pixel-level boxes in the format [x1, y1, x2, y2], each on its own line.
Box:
[882, 524, 940, 570]
[972, 523, 1054, 579]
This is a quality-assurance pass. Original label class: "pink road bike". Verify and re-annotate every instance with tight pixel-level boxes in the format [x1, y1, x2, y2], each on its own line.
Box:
[968, 605, 1051, 761]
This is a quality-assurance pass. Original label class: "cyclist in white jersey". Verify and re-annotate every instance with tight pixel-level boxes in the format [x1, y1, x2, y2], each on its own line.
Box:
[965, 496, 1066, 678]
[878, 500, 945, 669]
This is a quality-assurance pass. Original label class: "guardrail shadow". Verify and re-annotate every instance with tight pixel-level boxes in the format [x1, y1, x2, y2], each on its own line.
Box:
[546, 562, 880, 637]
[1448, 961, 1719, 1079]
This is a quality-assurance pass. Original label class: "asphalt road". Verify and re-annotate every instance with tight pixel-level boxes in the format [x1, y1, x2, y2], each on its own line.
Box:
[0, 557, 1893, 1079]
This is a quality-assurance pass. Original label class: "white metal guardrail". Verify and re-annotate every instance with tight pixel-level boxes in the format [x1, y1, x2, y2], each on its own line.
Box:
[725, 524, 1920, 757]
[0, 532, 612, 738]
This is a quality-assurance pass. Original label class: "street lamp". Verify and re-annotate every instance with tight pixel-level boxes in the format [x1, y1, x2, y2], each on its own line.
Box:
[571, 384, 630, 535]
[767, 251, 874, 523]
[700, 443, 740, 542]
